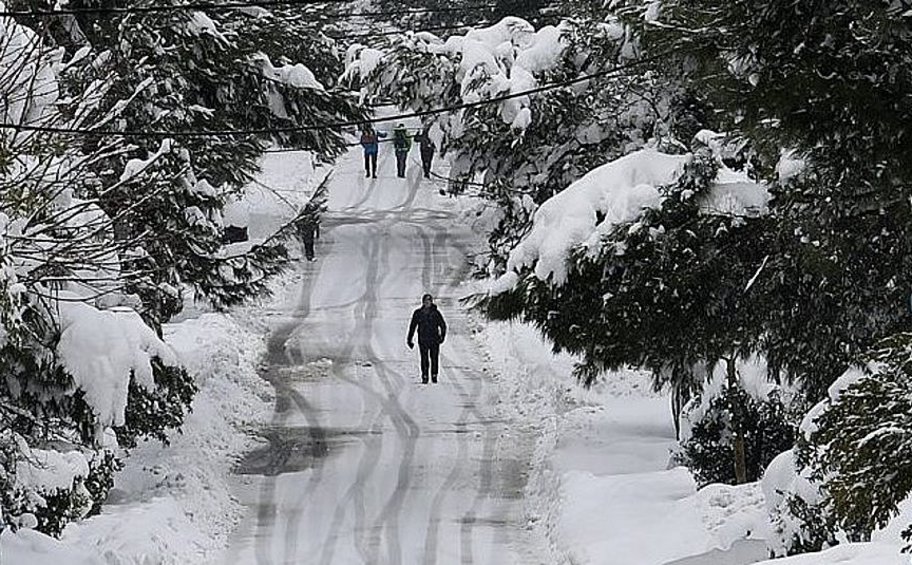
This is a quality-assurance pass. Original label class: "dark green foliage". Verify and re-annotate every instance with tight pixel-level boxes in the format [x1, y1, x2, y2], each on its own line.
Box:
[639, 0, 912, 400]
[480, 144, 769, 394]
[1, 0, 361, 535]
[807, 334, 912, 540]
[493, 0, 557, 27]
[82, 450, 121, 517]
[115, 361, 197, 449]
[677, 386, 798, 486]
[777, 489, 839, 555]
[31, 483, 93, 537]
[35, 0, 366, 324]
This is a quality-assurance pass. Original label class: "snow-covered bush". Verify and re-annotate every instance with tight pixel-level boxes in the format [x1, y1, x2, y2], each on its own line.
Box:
[766, 334, 912, 555]
[480, 134, 768, 422]
[676, 359, 799, 486]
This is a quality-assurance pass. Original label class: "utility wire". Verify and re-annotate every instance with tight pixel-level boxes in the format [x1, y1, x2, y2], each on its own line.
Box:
[0, 1, 496, 18]
[0, 50, 669, 139]
[328, 20, 491, 40]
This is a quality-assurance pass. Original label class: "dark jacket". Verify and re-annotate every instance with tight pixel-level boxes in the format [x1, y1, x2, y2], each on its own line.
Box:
[415, 131, 435, 157]
[408, 305, 447, 346]
[393, 128, 412, 154]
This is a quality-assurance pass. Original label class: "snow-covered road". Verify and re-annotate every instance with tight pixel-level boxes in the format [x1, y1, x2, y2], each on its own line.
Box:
[219, 149, 544, 565]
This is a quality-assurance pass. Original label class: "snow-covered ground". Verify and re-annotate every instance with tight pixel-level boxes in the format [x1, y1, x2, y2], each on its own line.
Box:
[472, 320, 771, 565]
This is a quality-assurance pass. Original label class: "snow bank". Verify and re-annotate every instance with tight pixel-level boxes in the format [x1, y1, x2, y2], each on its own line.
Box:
[0, 528, 104, 565]
[754, 543, 905, 565]
[54, 310, 273, 565]
[558, 469, 768, 564]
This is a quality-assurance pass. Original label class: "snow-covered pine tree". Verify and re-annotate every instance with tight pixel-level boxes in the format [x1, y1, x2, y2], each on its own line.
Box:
[642, 0, 912, 401]
[636, 1, 912, 553]
[28, 0, 366, 324]
[766, 334, 912, 554]
[479, 132, 782, 480]
[0, 13, 196, 534]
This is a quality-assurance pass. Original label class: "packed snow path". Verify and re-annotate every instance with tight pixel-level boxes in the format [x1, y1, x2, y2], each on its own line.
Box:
[221, 149, 545, 565]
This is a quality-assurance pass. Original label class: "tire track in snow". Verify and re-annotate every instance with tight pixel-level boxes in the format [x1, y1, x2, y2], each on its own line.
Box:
[358, 232, 422, 565]
[413, 223, 483, 564]
[420, 365, 477, 565]
[423, 221, 512, 564]
[250, 255, 328, 565]
[310, 229, 390, 565]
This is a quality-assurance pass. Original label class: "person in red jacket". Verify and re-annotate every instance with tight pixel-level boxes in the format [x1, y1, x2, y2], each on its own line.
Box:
[407, 293, 447, 384]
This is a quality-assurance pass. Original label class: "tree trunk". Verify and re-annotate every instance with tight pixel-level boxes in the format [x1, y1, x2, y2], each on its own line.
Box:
[726, 356, 748, 484]
[671, 382, 688, 440]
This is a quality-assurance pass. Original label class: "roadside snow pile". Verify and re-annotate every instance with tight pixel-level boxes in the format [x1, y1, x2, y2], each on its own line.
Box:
[490, 144, 769, 291]
[549, 398, 768, 565]
[47, 312, 272, 565]
[474, 318, 770, 565]
[753, 544, 905, 565]
[0, 528, 104, 565]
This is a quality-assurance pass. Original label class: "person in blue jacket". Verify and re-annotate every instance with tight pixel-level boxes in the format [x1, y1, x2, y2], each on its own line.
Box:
[360, 125, 382, 178]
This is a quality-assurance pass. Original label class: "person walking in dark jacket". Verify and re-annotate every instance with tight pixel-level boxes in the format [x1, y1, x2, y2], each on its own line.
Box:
[360, 125, 383, 178]
[407, 293, 447, 384]
[393, 123, 412, 178]
[414, 127, 435, 179]
[300, 219, 319, 261]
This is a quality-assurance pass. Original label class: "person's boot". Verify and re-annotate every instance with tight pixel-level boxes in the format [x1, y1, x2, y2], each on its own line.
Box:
[431, 374, 438, 383]
[366, 170, 370, 178]
[421, 375, 429, 384]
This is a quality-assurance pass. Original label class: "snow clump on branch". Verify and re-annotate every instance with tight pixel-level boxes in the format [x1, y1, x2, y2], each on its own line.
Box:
[490, 136, 769, 291]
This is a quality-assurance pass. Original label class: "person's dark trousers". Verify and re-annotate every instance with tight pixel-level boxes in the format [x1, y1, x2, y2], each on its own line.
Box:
[396, 152, 407, 177]
[419, 342, 440, 383]
[421, 152, 434, 178]
[303, 236, 315, 261]
[364, 153, 377, 177]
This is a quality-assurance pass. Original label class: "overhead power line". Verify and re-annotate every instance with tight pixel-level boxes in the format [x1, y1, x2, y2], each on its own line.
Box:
[0, 51, 669, 139]
[328, 20, 491, 40]
[0, 1, 496, 18]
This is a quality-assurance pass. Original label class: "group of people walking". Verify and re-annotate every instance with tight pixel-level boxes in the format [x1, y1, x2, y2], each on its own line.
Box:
[359, 123, 436, 179]
[354, 125, 452, 383]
